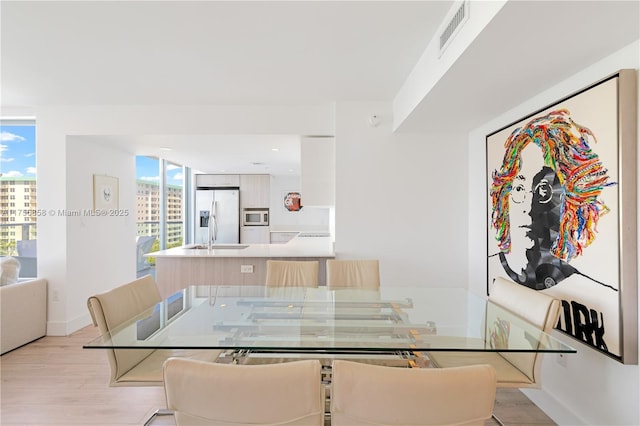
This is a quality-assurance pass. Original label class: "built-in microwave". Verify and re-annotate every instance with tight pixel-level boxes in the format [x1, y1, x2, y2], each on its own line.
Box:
[243, 208, 269, 226]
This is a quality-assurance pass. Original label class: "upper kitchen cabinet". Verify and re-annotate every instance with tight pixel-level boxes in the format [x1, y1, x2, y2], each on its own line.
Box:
[240, 174, 271, 208]
[196, 174, 240, 188]
[300, 137, 335, 207]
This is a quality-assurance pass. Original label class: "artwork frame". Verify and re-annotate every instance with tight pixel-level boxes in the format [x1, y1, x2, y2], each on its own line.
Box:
[485, 70, 637, 364]
[93, 174, 119, 210]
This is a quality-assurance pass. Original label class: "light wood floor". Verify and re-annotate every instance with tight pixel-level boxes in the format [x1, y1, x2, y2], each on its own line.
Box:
[1, 326, 555, 426]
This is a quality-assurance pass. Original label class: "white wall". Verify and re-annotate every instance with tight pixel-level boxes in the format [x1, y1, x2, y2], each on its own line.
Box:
[35, 104, 334, 335]
[334, 101, 469, 287]
[64, 137, 136, 333]
[468, 40, 640, 425]
[269, 175, 330, 232]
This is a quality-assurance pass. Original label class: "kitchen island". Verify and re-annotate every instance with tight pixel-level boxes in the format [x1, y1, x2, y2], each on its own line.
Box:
[149, 235, 335, 297]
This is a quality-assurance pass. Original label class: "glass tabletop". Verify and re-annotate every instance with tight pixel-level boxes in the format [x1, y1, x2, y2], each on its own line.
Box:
[83, 285, 576, 354]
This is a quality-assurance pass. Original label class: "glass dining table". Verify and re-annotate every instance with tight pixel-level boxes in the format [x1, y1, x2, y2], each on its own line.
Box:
[83, 285, 575, 364]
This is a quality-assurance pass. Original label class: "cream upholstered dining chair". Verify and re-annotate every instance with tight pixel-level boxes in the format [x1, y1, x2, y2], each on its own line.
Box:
[326, 259, 380, 290]
[327, 259, 412, 367]
[265, 260, 319, 287]
[242, 260, 318, 365]
[426, 276, 561, 390]
[163, 358, 325, 426]
[87, 275, 221, 388]
[330, 360, 496, 426]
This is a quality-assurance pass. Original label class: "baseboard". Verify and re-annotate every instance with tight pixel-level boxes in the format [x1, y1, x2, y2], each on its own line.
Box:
[46, 321, 68, 336]
[46, 312, 93, 336]
[522, 388, 586, 425]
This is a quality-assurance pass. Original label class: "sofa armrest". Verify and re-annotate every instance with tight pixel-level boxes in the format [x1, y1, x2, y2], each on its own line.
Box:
[1, 278, 47, 354]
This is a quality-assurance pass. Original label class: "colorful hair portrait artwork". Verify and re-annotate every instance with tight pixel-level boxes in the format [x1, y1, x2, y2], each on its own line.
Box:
[490, 109, 615, 289]
[486, 74, 632, 361]
[284, 192, 302, 212]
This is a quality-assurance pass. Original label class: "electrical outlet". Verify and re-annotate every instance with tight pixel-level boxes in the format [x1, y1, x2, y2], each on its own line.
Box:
[52, 290, 60, 302]
[240, 264, 254, 273]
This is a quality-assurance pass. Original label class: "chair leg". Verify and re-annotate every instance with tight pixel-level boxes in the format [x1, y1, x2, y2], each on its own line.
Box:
[143, 408, 174, 426]
[492, 412, 506, 426]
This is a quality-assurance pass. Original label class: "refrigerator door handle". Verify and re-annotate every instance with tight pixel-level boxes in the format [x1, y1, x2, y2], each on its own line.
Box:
[208, 199, 217, 248]
[213, 201, 218, 243]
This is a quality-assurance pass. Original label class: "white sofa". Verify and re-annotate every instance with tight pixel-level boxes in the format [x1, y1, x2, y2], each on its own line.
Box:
[0, 278, 47, 354]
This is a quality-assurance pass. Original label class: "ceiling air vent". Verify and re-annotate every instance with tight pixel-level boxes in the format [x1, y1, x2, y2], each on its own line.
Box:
[438, 0, 469, 57]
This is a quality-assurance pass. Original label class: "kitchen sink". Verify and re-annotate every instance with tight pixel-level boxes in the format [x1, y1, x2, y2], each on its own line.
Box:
[184, 244, 249, 250]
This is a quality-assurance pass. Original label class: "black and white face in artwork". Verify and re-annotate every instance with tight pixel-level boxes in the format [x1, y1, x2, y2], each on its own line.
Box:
[506, 144, 563, 279]
[507, 144, 540, 274]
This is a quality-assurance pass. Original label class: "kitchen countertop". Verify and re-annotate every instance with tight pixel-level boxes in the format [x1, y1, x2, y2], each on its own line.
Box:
[148, 235, 335, 258]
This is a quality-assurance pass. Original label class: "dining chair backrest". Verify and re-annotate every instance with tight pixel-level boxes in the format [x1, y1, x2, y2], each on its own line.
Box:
[163, 358, 325, 426]
[330, 360, 496, 426]
[87, 275, 161, 385]
[265, 260, 319, 288]
[326, 259, 380, 290]
[487, 276, 561, 384]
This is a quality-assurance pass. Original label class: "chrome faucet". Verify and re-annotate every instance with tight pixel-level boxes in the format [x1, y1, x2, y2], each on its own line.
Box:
[208, 200, 217, 250]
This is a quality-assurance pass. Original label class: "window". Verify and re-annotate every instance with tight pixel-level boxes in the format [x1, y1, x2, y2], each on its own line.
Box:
[135, 156, 160, 238]
[135, 156, 186, 278]
[164, 161, 184, 250]
[0, 119, 37, 278]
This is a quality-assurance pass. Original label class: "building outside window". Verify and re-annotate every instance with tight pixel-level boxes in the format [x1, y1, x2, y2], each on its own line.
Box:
[0, 120, 37, 278]
[164, 161, 184, 249]
[135, 156, 186, 277]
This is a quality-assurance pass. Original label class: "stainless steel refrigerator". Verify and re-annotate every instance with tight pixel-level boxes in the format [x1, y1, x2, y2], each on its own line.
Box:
[194, 187, 240, 245]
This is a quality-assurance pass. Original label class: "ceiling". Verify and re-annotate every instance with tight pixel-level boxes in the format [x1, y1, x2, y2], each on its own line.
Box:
[1, 1, 453, 106]
[1, 1, 452, 175]
[395, 0, 640, 133]
[91, 133, 305, 175]
[2, 1, 639, 175]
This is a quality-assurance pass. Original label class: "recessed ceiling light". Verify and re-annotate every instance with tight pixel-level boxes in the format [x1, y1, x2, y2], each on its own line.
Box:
[271, 148, 279, 152]
[159, 147, 172, 151]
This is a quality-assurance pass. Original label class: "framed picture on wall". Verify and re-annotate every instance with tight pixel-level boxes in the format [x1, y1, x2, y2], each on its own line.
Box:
[93, 174, 119, 210]
[485, 70, 637, 364]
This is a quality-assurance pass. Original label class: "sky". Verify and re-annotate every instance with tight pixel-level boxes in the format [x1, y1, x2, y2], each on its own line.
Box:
[136, 156, 183, 187]
[0, 125, 36, 178]
[0, 124, 182, 186]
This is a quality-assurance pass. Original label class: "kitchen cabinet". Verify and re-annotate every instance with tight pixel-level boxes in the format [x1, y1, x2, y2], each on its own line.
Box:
[196, 174, 240, 187]
[240, 174, 270, 208]
[270, 232, 299, 244]
[300, 137, 335, 206]
[241, 226, 270, 244]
